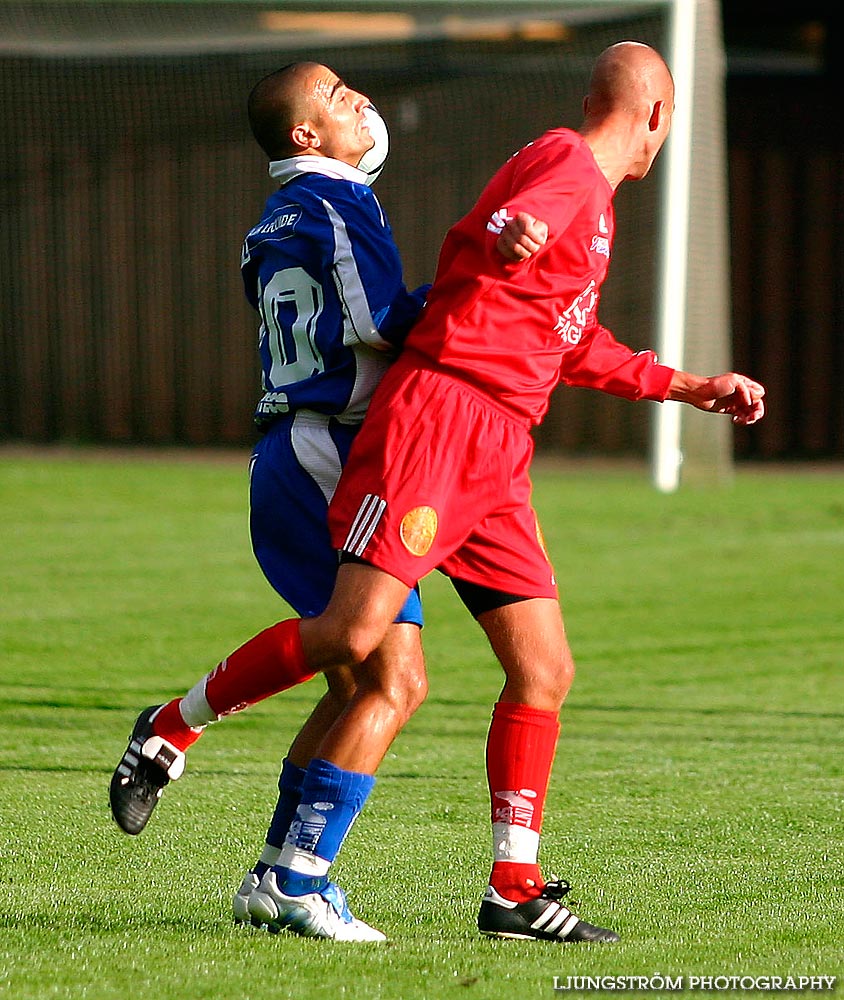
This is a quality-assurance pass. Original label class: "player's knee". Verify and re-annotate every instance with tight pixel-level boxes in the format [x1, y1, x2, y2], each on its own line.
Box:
[400, 660, 428, 718]
[512, 652, 575, 711]
[374, 650, 427, 721]
[392, 634, 428, 715]
[341, 623, 383, 667]
[301, 622, 370, 672]
[546, 645, 576, 701]
[357, 628, 427, 722]
[380, 671, 427, 726]
[552, 655, 576, 704]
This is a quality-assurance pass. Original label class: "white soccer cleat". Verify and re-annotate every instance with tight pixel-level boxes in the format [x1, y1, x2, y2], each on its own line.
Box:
[232, 870, 261, 925]
[247, 868, 386, 942]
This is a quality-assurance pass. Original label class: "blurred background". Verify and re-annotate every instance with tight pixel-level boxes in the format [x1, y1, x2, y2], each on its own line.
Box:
[0, 0, 840, 468]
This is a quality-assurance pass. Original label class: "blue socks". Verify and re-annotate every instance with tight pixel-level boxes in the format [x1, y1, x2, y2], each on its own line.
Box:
[255, 757, 375, 887]
[255, 758, 307, 879]
[281, 758, 375, 879]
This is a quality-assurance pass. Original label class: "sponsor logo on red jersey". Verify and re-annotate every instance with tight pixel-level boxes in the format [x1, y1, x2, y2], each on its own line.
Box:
[486, 208, 513, 235]
[553, 280, 598, 345]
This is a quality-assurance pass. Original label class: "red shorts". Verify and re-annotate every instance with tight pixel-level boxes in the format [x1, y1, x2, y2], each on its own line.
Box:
[328, 360, 558, 599]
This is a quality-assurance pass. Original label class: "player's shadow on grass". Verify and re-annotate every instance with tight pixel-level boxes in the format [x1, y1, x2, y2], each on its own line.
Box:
[570, 702, 844, 720]
[0, 909, 221, 934]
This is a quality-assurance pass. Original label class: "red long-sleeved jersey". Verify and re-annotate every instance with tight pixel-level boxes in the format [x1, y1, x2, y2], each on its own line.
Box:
[404, 127, 674, 425]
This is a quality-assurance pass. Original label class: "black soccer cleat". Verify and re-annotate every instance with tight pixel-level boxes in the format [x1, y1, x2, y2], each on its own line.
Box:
[478, 878, 620, 943]
[109, 705, 185, 835]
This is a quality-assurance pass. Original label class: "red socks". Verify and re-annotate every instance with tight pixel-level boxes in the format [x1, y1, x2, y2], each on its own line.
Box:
[486, 701, 560, 902]
[203, 619, 314, 716]
[150, 700, 203, 753]
[491, 860, 545, 901]
[151, 619, 314, 749]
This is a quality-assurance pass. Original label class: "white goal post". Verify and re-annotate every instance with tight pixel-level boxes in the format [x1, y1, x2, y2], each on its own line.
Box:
[650, 0, 734, 491]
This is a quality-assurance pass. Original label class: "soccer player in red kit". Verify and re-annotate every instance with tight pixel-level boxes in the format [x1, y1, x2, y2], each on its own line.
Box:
[111, 42, 765, 943]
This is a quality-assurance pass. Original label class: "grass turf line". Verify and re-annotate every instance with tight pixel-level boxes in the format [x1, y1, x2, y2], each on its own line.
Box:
[0, 453, 842, 999]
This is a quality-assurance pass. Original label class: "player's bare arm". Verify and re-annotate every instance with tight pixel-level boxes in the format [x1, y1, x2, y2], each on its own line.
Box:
[667, 370, 766, 426]
[497, 211, 549, 261]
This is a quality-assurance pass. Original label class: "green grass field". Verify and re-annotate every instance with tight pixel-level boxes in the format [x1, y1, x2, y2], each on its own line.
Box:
[1, 449, 842, 1000]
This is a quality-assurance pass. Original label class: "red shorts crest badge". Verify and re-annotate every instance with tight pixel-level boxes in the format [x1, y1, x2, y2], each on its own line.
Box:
[399, 506, 438, 557]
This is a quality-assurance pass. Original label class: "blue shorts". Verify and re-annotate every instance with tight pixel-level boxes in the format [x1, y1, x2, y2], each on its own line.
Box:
[249, 411, 423, 626]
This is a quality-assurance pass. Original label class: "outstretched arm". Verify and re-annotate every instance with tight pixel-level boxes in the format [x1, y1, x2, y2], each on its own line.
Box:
[667, 371, 766, 426]
[495, 213, 766, 427]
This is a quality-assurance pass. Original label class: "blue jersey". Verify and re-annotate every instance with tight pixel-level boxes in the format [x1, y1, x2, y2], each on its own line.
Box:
[241, 156, 427, 429]
[244, 154, 424, 625]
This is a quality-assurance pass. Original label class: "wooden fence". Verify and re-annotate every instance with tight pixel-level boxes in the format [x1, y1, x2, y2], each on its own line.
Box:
[2, 47, 840, 458]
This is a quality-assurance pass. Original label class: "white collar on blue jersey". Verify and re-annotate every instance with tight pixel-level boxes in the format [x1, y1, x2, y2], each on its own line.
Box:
[269, 155, 368, 186]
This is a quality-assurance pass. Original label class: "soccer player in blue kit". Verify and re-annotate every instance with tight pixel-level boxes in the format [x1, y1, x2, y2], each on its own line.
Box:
[229, 65, 429, 940]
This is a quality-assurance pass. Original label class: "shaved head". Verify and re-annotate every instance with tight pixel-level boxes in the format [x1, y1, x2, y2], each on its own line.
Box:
[580, 42, 675, 185]
[248, 62, 324, 159]
[247, 61, 373, 166]
[585, 41, 674, 120]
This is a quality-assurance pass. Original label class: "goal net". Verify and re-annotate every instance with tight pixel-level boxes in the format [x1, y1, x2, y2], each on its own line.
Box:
[0, 0, 731, 487]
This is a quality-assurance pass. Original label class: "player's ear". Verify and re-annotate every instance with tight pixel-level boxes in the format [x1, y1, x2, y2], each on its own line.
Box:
[647, 100, 665, 133]
[290, 120, 320, 152]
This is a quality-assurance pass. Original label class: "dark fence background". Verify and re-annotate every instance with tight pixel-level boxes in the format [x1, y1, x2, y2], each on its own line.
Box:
[728, 73, 844, 460]
[1, 15, 841, 459]
[0, 16, 666, 456]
